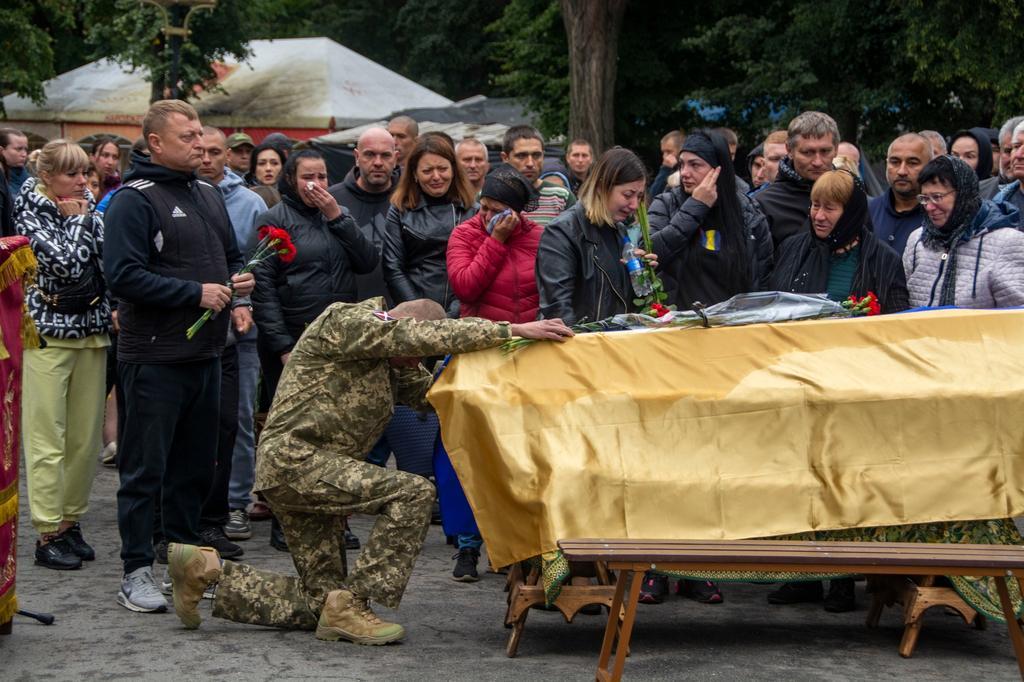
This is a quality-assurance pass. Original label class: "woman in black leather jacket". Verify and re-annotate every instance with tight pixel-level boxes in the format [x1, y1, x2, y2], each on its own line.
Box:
[253, 149, 378, 398]
[382, 135, 477, 317]
[536, 148, 649, 324]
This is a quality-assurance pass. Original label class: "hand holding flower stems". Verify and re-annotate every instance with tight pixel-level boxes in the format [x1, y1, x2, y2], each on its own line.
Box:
[186, 226, 297, 340]
[633, 201, 674, 317]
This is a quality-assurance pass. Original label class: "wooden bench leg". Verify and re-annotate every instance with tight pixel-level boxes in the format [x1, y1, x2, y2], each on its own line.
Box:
[899, 575, 935, 658]
[597, 569, 642, 682]
[994, 576, 1024, 679]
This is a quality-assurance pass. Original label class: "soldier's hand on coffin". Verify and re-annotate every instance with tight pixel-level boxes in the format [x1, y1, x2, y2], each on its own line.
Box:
[510, 319, 574, 341]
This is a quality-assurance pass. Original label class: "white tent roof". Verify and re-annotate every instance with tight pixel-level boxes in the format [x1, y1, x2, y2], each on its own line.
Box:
[313, 120, 513, 147]
[2, 37, 453, 129]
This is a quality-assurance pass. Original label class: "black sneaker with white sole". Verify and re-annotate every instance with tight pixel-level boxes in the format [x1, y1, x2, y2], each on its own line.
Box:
[452, 548, 480, 582]
[199, 526, 244, 559]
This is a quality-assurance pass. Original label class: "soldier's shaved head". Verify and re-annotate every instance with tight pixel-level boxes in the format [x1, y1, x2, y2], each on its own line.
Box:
[389, 299, 446, 321]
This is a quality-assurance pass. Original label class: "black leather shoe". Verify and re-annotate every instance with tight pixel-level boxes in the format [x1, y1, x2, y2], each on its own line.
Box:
[823, 578, 856, 612]
[270, 517, 289, 553]
[767, 580, 824, 604]
[35, 536, 82, 570]
[61, 523, 95, 561]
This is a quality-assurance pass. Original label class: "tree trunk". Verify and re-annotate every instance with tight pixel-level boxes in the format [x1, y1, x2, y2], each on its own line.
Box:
[560, 0, 628, 155]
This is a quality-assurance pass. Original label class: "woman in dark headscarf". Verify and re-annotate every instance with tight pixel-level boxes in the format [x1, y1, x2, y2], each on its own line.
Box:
[769, 166, 909, 314]
[648, 129, 773, 310]
[903, 154, 1024, 308]
[949, 127, 995, 181]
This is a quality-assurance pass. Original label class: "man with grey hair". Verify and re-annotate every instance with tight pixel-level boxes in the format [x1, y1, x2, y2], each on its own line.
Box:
[754, 111, 839, 247]
[868, 132, 932, 256]
[918, 130, 947, 158]
[387, 116, 419, 166]
[995, 119, 1024, 214]
[982, 115, 1024, 198]
[455, 138, 490, 193]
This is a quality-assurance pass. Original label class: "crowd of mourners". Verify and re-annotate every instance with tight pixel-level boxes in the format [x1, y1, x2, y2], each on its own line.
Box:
[4, 98, 1024, 634]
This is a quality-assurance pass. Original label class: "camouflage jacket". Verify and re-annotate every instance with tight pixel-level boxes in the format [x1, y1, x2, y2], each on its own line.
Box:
[254, 297, 510, 490]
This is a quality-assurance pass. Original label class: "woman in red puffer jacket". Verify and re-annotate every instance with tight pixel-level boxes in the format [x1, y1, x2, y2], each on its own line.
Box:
[447, 167, 542, 323]
[442, 167, 541, 581]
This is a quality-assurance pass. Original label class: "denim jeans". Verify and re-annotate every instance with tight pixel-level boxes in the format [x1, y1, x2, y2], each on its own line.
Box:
[457, 533, 483, 550]
[228, 336, 260, 510]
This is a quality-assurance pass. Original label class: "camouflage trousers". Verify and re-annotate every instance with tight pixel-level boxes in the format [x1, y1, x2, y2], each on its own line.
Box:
[212, 457, 434, 629]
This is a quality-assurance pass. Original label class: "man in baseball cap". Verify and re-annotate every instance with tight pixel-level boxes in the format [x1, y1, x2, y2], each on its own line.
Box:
[225, 132, 254, 176]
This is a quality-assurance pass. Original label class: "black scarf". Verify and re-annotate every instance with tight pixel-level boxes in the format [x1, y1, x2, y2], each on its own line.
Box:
[770, 173, 868, 296]
[921, 155, 982, 306]
[775, 155, 815, 188]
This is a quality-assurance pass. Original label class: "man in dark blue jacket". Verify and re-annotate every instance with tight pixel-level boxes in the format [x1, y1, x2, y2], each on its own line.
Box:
[868, 133, 931, 258]
[104, 100, 254, 614]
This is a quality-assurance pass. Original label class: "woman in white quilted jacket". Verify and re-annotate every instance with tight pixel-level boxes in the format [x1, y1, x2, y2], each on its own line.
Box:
[903, 154, 1024, 308]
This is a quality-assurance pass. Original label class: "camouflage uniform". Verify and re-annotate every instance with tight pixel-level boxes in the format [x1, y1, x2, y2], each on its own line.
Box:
[212, 298, 509, 629]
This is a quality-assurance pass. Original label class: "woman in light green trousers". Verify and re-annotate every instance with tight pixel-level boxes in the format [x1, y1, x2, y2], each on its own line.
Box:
[15, 139, 113, 570]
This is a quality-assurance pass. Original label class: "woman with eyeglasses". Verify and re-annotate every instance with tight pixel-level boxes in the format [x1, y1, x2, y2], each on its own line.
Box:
[769, 163, 910, 319]
[903, 154, 1024, 308]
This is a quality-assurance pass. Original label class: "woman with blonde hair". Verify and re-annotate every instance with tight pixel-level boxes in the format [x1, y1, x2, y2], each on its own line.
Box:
[15, 139, 112, 570]
[383, 135, 477, 317]
[537, 147, 654, 324]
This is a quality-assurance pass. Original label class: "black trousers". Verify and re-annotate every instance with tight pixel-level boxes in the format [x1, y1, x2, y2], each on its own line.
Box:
[116, 357, 221, 574]
[200, 344, 239, 528]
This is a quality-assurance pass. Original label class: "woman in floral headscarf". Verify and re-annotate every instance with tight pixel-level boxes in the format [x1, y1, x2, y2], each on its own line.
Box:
[903, 154, 1024, 309]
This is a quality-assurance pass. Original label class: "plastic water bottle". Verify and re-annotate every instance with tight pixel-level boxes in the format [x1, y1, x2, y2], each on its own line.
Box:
[621, 235, 653, 296]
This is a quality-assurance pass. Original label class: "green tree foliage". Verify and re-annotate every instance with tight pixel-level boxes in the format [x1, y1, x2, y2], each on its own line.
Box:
[85, 0, 253, 103]
[488, 0, 568, 137]
[899, 0, 1024, 122]
[0, 1, 78, 111]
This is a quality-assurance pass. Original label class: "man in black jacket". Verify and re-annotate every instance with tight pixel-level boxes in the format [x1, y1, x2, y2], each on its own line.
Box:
[755, 111, 839, 248]
[328, 127, 397, 304]
[104, 100, 254, 614]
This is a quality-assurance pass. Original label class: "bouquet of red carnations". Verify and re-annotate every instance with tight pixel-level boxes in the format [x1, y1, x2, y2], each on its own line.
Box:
[185, 226, 296, 340]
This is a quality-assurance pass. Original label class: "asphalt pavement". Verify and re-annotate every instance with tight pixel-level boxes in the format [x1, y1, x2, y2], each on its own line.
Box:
[2, 462, 1020, 681]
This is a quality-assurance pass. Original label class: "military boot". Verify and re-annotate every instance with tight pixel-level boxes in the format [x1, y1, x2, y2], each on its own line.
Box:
[168, 543, 222, 629]
[315, 589, 405, 645]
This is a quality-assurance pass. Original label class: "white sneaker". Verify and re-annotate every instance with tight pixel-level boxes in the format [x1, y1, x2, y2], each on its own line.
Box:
[117, 566, 168, 613]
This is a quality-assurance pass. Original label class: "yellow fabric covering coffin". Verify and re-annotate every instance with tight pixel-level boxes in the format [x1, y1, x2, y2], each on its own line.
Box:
[428, 309, 1024, 568]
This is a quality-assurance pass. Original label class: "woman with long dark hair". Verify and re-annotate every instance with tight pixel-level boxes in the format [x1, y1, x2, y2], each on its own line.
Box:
[246, 142, 285, 208]
[253, 149, 378, 400]
[649, 129, 773, 310]
[90, 137, 121, 202]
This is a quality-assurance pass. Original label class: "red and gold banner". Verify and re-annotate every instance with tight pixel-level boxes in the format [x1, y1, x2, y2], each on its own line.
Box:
[0, 236, 38, 625]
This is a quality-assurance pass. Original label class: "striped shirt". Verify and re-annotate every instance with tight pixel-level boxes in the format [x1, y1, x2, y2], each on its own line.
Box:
[525, 181, 576, 227]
